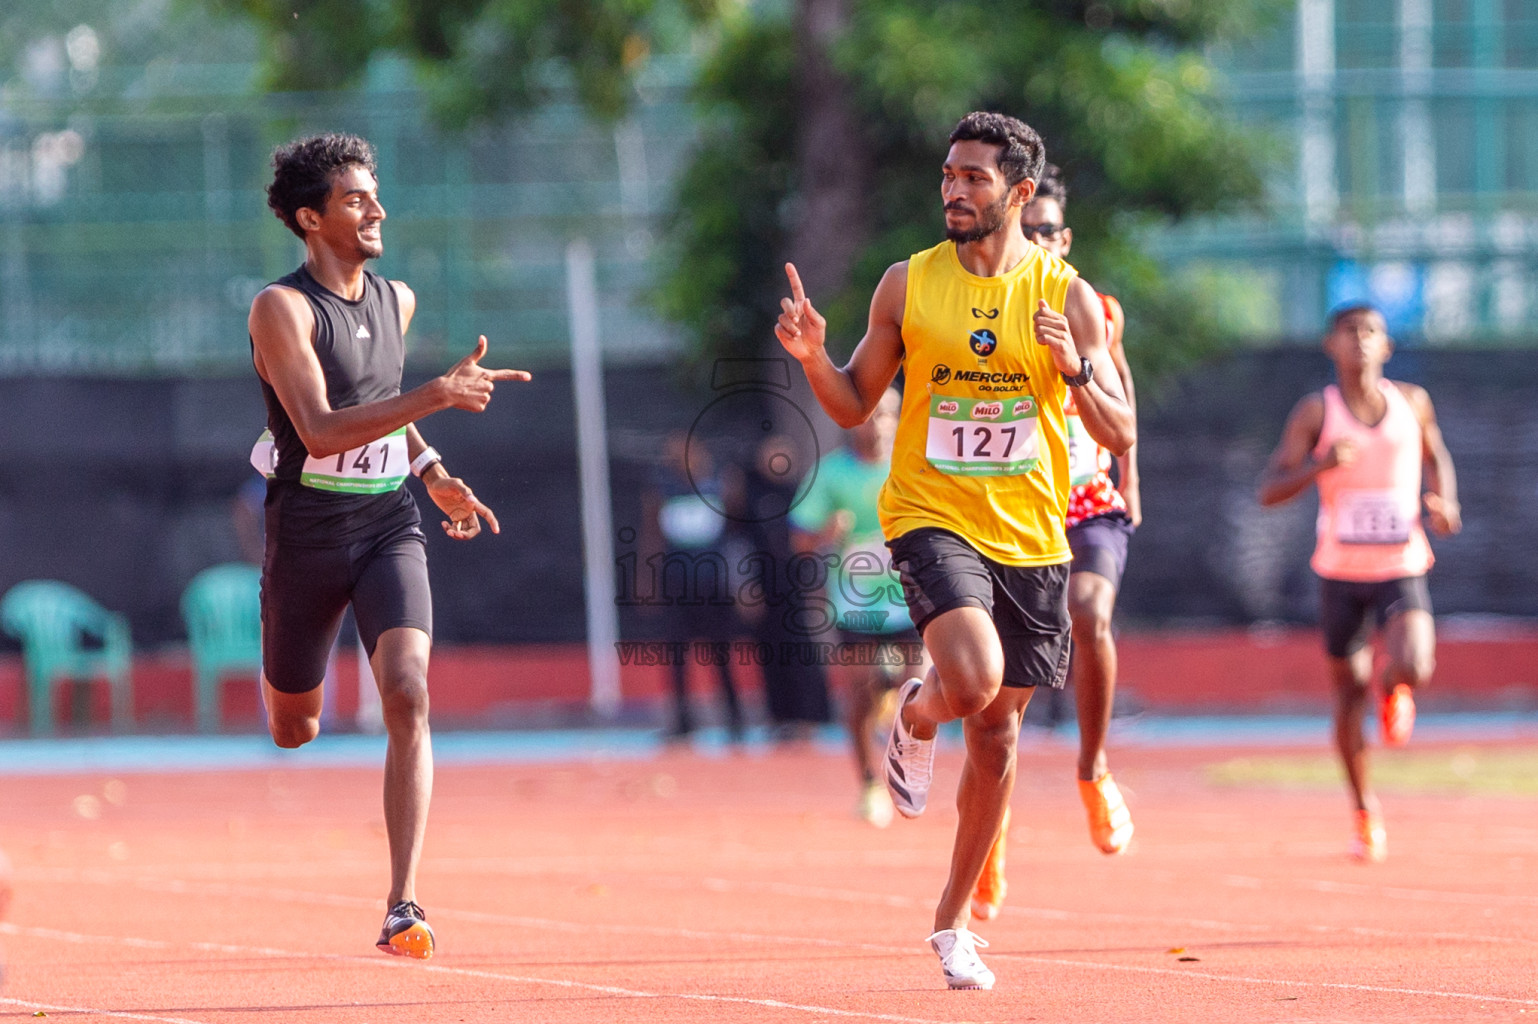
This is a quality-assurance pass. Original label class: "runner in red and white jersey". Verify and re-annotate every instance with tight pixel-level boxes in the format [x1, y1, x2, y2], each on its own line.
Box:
[1258, 303, 1460, 862]
[1064, 291, 1135, 530]
[970, 165, 1140, 922]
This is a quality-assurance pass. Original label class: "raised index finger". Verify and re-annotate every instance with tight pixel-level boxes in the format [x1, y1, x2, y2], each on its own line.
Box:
[785, 263, 806, 305]
[485, 368, 533, 382]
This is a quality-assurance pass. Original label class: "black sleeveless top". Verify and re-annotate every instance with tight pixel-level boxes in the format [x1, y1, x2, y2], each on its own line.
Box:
[255, 264, 420, 547]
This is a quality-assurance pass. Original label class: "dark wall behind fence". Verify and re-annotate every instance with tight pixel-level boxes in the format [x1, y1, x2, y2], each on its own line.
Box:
[0, 348, 1531, 652]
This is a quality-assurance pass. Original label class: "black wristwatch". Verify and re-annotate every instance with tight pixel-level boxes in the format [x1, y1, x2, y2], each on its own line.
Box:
[1062, 357, 1094, 388]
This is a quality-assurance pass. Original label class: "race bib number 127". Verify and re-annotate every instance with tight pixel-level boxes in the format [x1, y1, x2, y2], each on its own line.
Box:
[926, 395, 1039, 476]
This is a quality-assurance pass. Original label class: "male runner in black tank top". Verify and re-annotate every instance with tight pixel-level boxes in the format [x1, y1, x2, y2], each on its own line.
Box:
[250, 134, 530, 959]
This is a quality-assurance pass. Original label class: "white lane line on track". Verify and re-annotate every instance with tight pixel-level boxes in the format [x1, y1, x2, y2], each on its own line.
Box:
[989, 953, 1538, 1008]
[419, 964, 965, 1024]
[691, 875, 1538, 948]
[0, 923, 963, 1024]
[20, 873, 910, 954]
[24, 865, 1538, 951]
[9, 914, 1538, 1014]
[24, 851, 1534, 910]
[0, 995, 214, 1024]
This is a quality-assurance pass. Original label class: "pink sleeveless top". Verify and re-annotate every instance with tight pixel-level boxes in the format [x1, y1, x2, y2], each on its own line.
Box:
[1310, 380, 1433, 582]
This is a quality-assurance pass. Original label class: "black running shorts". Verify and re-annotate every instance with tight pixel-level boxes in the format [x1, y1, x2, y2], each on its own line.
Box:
[261, 517, 433, 694]
[1318, 575, 1432, 659]
[1067, 511, 1135, 589]
[887, 527, 1071, 689]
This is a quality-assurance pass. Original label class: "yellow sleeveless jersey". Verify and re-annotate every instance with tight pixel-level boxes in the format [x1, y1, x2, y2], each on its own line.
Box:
[877, 240, 1079, 566]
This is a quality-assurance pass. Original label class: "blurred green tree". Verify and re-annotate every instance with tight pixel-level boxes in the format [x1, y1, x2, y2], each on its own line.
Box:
[216, 0, 1285, 379]
[655, 0, 1288, 381]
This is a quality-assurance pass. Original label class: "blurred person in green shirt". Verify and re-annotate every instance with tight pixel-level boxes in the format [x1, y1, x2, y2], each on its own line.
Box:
[791, 386, 925, 827]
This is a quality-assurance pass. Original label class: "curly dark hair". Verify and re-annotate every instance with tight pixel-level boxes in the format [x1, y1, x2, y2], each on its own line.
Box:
[948, 112, 1046, 188]
[1032, 163, 1068, 210]
[266, 133, 378, 239]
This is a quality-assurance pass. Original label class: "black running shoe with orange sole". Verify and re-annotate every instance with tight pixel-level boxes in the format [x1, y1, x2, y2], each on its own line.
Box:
[377, 899, 435, 959]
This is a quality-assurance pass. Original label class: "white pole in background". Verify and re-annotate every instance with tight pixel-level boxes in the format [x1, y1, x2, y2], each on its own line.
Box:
[565, 238, 622, 719]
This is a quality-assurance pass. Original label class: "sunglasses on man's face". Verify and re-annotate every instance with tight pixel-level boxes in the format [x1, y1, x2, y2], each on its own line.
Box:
[1022, 222, 1066, 240]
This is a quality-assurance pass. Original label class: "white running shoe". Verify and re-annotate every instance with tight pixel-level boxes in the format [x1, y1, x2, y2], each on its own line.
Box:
[927, 928, 994, 990]
[884, 678, 934, 818]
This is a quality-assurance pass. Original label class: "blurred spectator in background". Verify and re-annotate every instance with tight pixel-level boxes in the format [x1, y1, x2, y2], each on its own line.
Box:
[232, 474, 267, 566]
[643, 431, 745, 742]
[791, 386, 921, 826]
[737, 431, 831, 743]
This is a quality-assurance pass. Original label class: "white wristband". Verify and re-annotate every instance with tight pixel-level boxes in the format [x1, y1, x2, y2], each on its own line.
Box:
[410, 446, 442, 478]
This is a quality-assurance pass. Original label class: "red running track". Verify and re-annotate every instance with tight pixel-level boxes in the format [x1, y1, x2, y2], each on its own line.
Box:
[0, 739, 1535, 1022]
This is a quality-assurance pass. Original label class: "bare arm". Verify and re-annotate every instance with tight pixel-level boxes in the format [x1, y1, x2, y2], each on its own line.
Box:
[249, 283, 529, 459]
[1033, 278, 1134, 455]
[774, 262, 906, 429]
[1103, 296, 1140, 526]
[390, 278, 418, 336]
[1256, 393, 1345, 506]
[1400, 383, 1461, 535]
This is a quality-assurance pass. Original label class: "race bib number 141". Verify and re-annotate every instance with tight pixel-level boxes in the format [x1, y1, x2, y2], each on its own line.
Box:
[250, 427, 410, 494]
[926, 395, 1039, 476]
[301, 427, 409, 494]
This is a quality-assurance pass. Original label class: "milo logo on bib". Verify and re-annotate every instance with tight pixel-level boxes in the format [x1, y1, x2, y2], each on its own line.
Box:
[925, 394, 1040, 476]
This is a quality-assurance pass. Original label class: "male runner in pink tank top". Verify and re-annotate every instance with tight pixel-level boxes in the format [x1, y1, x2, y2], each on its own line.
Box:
[1258, 304, 1460, 862]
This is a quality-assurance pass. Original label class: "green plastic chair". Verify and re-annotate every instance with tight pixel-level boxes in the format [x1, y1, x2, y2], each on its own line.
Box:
[181, 562, 262, 733]
[0, 580, 133, 735]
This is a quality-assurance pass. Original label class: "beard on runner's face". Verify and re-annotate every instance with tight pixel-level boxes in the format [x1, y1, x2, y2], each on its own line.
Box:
[944, 189, 1013, 245]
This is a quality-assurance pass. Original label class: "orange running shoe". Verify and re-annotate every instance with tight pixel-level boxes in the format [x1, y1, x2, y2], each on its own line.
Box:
[1080, 773, 1134, 855]
[970, 807, 1010, 921]
[1381, 683, 1416, 747]
[1350, 809, 1387, 863]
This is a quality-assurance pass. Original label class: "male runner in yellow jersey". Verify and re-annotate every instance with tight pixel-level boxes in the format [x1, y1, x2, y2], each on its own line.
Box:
[775, 111, 1134, 990]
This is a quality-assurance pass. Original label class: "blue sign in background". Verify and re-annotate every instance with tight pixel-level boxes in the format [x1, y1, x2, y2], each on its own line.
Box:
[1327, 260, 1425, 339]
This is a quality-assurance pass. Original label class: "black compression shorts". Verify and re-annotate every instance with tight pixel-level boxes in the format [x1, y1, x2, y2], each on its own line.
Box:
[260, 515, 433, 694]
[1067, 511, 1135, 590]
[887, 527, 1071, 689]
[1318, 575, 1432, 659]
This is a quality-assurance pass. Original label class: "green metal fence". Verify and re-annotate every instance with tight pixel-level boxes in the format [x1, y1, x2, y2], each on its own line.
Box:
[1168, 0, 1538, 344]
[0, 58, 698, 375]
[6, 3, 1538, 372]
